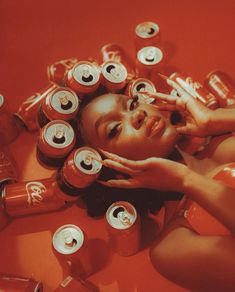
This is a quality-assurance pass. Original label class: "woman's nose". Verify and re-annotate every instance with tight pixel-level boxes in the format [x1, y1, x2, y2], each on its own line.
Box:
[131, 109, 147, 130]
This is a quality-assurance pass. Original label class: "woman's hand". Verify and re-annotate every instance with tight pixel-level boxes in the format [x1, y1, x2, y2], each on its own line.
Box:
[98, 150, 188, 192]
[150, 79, 214, 137]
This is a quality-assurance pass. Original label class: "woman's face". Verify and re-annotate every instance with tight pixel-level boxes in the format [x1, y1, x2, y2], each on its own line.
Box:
[79, 93, 179, 160]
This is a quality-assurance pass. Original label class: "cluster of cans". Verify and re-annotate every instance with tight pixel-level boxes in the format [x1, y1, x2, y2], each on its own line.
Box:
[1, 21, 235, 291]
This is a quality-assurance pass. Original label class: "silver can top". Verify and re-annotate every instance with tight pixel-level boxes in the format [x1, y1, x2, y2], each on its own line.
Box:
[137, 46, 163, 66]
[52, 224, 84, 255]
[74, 147, 102, 175]
[49, 88, 79, 114]
[102, 61, 127, 84]
[106, 201, 137, 230]
[0, 94, 4, 108]
[132, 78, 156, 104]
[72, 61, 100, 86]
[135, 21, 160, 39]
[43, 120, 75, 149]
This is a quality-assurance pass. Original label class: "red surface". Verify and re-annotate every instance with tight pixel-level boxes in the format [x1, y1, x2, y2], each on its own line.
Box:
[1, 0, 235, 291]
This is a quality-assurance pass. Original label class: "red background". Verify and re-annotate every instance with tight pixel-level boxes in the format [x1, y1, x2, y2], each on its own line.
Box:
[0, 0, 235, 291]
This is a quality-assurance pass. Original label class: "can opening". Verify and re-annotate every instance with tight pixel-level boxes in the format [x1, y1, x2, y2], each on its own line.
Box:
[106, 65, 116, 73]
[59, 96, 73, 111]
[80, 159, 93, 171]
[82, 75, 94, 83]
[113, 207, 125, 218]
[148, 27, 155, 35]
[145, 56, 154, 62]
[136, 83, 146, 92]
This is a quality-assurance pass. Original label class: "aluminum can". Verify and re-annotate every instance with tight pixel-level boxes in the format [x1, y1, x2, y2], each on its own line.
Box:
[0, 146, 18, 187]
[14, 83, 57, 131]
[52, 224, 92, 278]
[101, 43, 136, 81]
[170, 72, 219, 109]
[54, 276, 98, 292]
[125, 77, 157, 104]
[66, 61, 101, 96]
[58, 147, 102, 196]
[0, 273, 43, 291]
[106, 201, 141, 256]
[0, 94, 19, 144]
[135, 21, 161, 51]
[2, 178, 66, 217]
[37, 87, 80, 128]
[47, 58, 79, 86]
[204, 71, 235, 107]
[101, 60, 128, 92]
[37, 120, 76, 169]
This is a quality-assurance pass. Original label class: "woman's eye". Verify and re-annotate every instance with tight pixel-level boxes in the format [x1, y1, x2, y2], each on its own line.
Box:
[128, 96, 139, 111]
[107, 123, 122, 139]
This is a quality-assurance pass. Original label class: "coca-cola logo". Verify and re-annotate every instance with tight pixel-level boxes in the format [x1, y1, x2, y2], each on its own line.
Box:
[26, 181, 46, 205]
[185, 77, 202, 91]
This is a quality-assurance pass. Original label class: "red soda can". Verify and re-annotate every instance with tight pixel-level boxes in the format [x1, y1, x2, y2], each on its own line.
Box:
[101, 43, 136, 80]
[58, 147, 102, 195]
[47, 58, 79, 86]
[37, 87, 80, 128]
[37, 120, 76, 169]
[0, 94, 19, 144]
[0, 273, 43, 291]
[170, 72, 219, 109]
[66, 61, 101, 96]
[135, 21, 161, 51]
[105, 201, 141, 256]
[54, 276, 98, 292]
[101, 60, 128, 93]
[204, 71, 235, 107]
[125, 77, 157, 104]
[14, 83, 57, 131]
[0, 146, 18, 187]
[2, 178, 66, 217]
[52, 224, 92, 278]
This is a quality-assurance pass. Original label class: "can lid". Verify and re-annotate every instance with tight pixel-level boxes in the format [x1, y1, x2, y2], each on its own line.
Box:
[135, 21, 160, 39]
[102, 61, 127, 83]
[50, 88, 79, 115]
[0, 94, 4, 108]
[43, 120, 75, 149]
[52, 224, 84, 255]
[106, 201, 137, 230]
[74, 147, 102, 175]
[72, 61, 100, 86]
[137, 46, 163, 65]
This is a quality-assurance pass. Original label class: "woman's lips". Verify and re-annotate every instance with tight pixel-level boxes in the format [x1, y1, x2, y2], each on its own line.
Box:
[146, 116, 165, 137]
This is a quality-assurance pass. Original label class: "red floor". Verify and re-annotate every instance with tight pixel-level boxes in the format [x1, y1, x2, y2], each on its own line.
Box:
[1, 0, 235, 291]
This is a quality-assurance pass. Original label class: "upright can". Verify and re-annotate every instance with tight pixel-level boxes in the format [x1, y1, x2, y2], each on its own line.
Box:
[48, 58, 79, 86]
[14, 83, 57, 131]
[170, 72, 219, 109]
[37, 120, 76, 169]
[125, 77, 157, 104]
[52, 224, 92, 278]
[106, 201, 141, 256]
[0, 94, 19, 144]
[135, 21, 161, 51]
[37, 87, 80, 128]
[101, 60, 128, 93]
[204, 71, 235, 107]
[66, 61, 101, 96]
[57, 147, 102, 196]
[101, 43, 136, 80]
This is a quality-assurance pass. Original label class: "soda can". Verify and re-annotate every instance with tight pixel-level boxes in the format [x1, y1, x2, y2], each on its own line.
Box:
[135, 21, 161, 51]
[2, 178, 66, 217]
[37, 120, 76, 169]
[37, 87, 80, 128]
[66, 61, 101, 96]
[170, 72, 219, 109]
[0, 273, 43, 291]
[0, 94, 19, 144]
[204, 71, 235, 107]
[14, 83, 57, 131]
[52, 224, 92, 278]
[101, 43, 136, 80]
[105, 201, 141, 256]
[54, 276, 98, 292]
[0, 146, 18, 187]
[58, 147, 102, 196]
[101, 60, 128, 93]
[125, 77, 157, 104]
[47, 58, 79, 86]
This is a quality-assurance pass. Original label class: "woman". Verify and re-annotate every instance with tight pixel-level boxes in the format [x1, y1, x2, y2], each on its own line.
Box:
[78, 78, 235, 290]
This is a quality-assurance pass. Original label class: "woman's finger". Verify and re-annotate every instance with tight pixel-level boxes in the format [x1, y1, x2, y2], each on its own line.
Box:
[145, 91, 179, 105]
[97, 178, 140, 189]
[166, 79, 186, 96]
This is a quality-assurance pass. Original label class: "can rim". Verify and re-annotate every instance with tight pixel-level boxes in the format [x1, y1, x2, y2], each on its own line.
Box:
[102, 60, 127, 83]
[72, 61, 100, 86]
[137, 46, 163, 65]
[135, 21, 160, 39]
